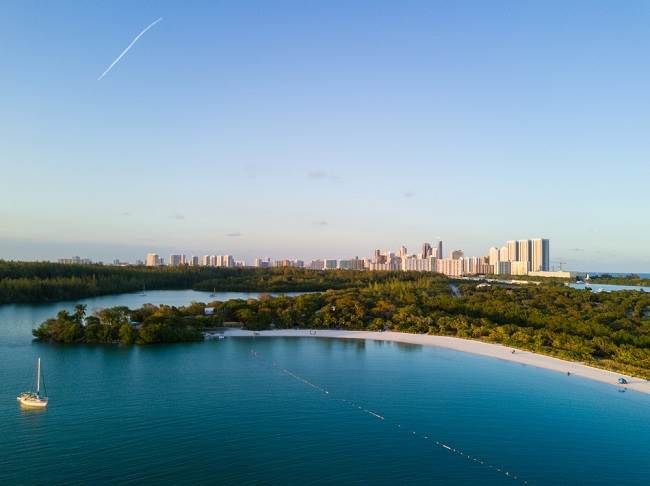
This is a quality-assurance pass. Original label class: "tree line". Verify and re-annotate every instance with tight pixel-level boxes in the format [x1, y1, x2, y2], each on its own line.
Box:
[589, 274, 650, 287]
[0, 261, 418, 304]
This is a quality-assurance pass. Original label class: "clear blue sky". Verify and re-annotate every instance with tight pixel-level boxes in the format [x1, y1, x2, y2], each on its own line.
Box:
[1, 1, 649, 271]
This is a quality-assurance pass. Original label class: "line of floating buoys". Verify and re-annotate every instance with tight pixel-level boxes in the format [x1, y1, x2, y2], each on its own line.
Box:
[249, 348, 531, 484]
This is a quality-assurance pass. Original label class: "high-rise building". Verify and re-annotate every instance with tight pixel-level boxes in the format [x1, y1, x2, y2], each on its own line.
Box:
[464, 256, 481, 275]
[59, 256, 92, 265]
[428, 256, 437, 272]
[437, 240, 443, 260]
[421, 242, 432, 259]
[488, 247, 500, 266]
[399, 246, 408, 258]
[145, 253, 160, 267]
[517, 240, 531, 264]
[499, 246, 508, 262]
[531, 238, 550, 272]
[451, 250, 464, 260]
[401, 255, 430, 272]
[308, 259, 325, 270]
[169, 254, 184, 267]
[497, 261, 511, 275]
[506, 240, 518, 262]
[274, 259, 295, 267]
[324, 259, 338, 270]
[436, 258, 463, 277]
[510, 261, 529, 276]
[339, 257, 364, 270]
[254, 258, 271, 268]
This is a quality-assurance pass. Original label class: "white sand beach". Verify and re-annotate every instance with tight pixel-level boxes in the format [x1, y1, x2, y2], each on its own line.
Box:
[224, 328, 650, 395]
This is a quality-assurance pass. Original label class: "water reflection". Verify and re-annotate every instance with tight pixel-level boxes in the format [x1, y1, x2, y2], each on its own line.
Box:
[391, 341, 423, 353]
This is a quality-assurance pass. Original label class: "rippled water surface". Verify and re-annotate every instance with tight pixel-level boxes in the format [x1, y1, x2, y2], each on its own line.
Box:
[2, 290, 650, 485]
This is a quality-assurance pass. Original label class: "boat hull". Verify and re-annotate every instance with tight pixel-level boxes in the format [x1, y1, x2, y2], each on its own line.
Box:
[17, 396, 48, 408]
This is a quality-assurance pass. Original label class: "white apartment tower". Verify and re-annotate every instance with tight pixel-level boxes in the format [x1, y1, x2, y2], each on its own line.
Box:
[517, 240, 530, 261]
[488, 247, 500, 266]
[531, 238, 550, 272]
[506, 240, 518, 262]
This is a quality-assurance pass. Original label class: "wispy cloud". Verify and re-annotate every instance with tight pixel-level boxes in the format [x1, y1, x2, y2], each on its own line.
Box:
[403, 191, 415, 198]
[308, 170, 327, 179]
[170, 213, 185, 220]
[307, 170, 341, 182]
[313, 220, 328, 226]
[569, 248, 585, 252]
[98, 17, 163, 80]
[121, 211, 131, 217]
[225, 232, 242, 237]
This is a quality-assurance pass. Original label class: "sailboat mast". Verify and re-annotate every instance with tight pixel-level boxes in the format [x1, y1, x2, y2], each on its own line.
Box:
[36, 358, 41, 394]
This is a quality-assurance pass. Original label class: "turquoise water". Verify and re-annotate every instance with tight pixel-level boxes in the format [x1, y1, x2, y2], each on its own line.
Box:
[569, 282, 650, 293]
[2, 291, 650, 484]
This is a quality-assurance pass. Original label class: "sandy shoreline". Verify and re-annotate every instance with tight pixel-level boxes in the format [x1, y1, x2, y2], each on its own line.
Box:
[223, 329, 650, 395]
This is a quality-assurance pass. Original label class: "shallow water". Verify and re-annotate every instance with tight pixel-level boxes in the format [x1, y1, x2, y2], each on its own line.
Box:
[2, 290, 650, 485]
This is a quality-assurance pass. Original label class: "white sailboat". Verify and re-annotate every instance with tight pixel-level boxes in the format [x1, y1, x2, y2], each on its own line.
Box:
[17, 357, 48, 408]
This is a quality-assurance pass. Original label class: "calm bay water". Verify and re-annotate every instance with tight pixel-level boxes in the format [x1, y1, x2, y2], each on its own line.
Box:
[2, 290, 650, 484]
[569, 282, 650, 292]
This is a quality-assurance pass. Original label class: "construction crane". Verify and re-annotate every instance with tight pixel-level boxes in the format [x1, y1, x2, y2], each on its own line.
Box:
[551, 260, 568, 271]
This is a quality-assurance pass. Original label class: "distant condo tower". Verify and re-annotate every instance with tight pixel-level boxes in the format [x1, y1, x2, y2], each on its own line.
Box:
[168, 254, 186, 267]
[506, 240, 518, 262]
[145, 253, 161, 267]
[488, 247, 499, 266]
[531, 238, 550, 272]
[421, 242, 432, 259]
[451, 249, 464, 260]
[517, 240, 531, 270]
[437, 240, 443, 260]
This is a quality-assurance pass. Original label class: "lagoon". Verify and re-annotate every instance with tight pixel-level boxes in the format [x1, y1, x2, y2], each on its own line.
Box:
[2, 290, 650, 484]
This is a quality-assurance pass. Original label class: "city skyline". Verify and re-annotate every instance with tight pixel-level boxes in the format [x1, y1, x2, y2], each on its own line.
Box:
[53, 236, 558, 277]
[1, 234, 636, 273]
[2, 2, 650, 272]
[141, 237, 552, 276]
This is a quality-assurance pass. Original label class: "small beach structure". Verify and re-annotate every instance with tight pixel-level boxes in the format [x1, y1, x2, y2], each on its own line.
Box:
[204, 331, 225, 340]
[618, 377, 628, 385]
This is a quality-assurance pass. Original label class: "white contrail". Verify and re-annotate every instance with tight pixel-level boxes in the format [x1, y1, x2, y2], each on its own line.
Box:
[98, 17, 163, 80]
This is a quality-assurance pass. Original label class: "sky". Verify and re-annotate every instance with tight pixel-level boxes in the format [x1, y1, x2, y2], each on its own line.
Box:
[1, 1, 649, 272]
